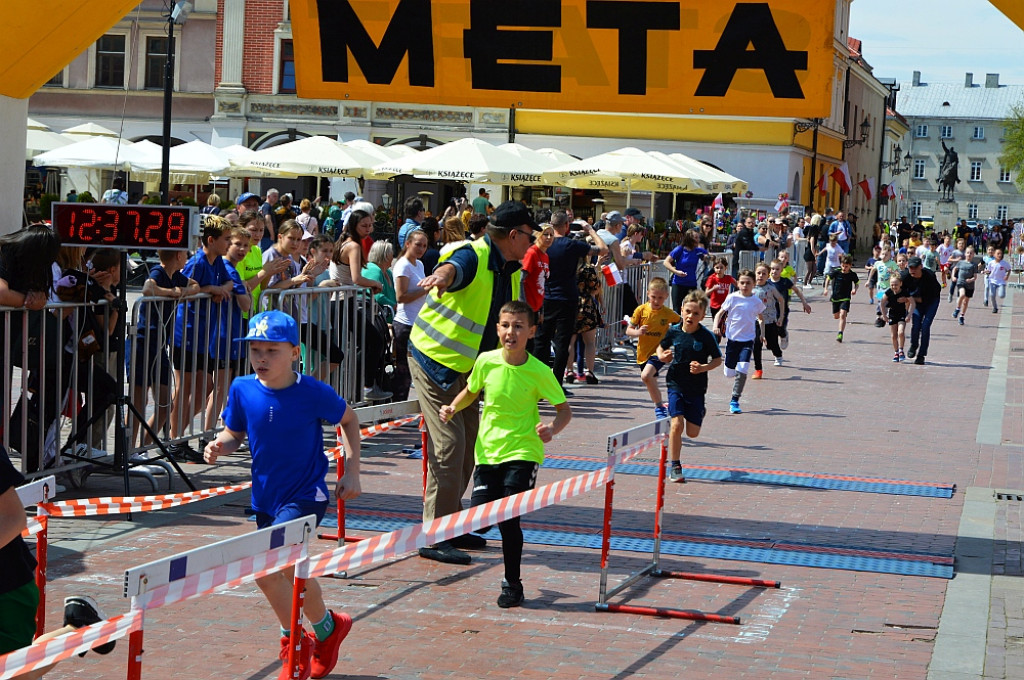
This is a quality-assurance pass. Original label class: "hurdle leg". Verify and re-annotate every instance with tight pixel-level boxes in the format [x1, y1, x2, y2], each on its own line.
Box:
[34, 514, 48, 638]
[596, 475, 615, 605]
[595, 602, 740, 624]
[286, 575, 306, 680]
[420, 416, 428, 496]
[652, 440, 668, 571]
[126, 626, 144, 680]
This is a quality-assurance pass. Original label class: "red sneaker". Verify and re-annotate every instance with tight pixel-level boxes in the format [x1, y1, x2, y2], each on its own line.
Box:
[278, 632, 313, 680]
[310, 611, 353, 679]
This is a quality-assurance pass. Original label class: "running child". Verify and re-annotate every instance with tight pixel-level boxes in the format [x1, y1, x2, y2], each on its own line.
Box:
[655, 290, 722, 483]
[204, 310, 362, 680]
[439, 301, 571, 607]
[703, 257, 735, 331]
[825, 254, 859, 342]
[880, 274, 910, 362]
[952, 245, 979, 325]
[937, 235, 955, 287]
[865, 244, 881, 303]
[987, 248, 1011, 313]
[982, 245, 996, 306]
[946, 238, 966, 302]
[768, 257, 811, 352]
[713, 269, 764, 414]
[752, 263, 787, 375]
[627, 277, 680, 419]
[872, 246, 898, 327]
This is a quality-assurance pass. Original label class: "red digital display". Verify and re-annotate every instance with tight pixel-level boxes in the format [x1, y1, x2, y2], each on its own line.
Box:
[51, 203, 194, 251]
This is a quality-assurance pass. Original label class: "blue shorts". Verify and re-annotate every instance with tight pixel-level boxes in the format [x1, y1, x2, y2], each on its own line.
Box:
[667, 389, 706, 427]
[642, 356, 665, 374]
[724, 339, 754, 370]
[254, 499, 329, 530]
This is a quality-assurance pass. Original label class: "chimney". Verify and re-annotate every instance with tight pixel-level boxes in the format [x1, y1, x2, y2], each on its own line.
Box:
[986, 73, 1000, 88]
[912, 71, 921, 86]
[965, 72, 973, 87]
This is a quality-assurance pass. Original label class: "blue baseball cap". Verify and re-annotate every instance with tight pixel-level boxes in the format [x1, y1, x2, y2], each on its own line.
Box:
[238, 310, 299, 346]
[236, 192, 259, 207]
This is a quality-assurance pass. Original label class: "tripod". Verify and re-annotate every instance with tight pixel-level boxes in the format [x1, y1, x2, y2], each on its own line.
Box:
[58, 252, 195, 514]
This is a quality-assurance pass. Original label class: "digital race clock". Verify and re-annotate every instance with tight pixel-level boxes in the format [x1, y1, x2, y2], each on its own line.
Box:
[51, 203, 195, 251]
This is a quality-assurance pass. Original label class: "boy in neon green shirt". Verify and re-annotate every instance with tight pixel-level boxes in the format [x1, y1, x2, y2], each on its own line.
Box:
[440, 300, 572, 608]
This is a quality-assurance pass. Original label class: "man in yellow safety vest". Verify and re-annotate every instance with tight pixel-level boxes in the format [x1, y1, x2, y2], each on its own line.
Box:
[409, 200, 539, 564]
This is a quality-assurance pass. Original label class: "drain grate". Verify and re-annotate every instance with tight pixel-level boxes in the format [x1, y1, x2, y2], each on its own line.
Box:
[994, 491, 1024, 501]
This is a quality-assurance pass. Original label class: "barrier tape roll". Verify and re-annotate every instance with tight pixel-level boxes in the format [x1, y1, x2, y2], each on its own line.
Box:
[305, 435, 663, 579]
[0, 610, 141, 680]
[39, 482, 253, 518]
[134, 543, 304, 612]
[328, 414, 422, 460]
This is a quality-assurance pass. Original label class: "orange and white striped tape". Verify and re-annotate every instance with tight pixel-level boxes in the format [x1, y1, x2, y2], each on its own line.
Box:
[328, 414, 421, 459]
[305, 435, 664, 579]
[39, 482, 252, 518]
[21, 516, 46, 538]
[0, 610, 141, 680]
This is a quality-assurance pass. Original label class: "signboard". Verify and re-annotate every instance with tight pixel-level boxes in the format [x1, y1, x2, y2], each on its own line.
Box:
[291, 0, 836, 117]
[52, 203, 194, 251]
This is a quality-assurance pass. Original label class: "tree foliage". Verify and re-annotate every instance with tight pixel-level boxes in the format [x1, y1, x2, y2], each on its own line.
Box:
[1000, 103, 1024, 192]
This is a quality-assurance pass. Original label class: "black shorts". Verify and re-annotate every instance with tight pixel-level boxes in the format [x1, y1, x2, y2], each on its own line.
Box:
[472, 460, 538, 504]
[642, 356, 666, 374]
[887, 314, 907, 325]
[831, 300, 851, 314]
[127, 335, 171, 387]
[724, 339, 754, 370]
[171, 347, 214, 374]
[667, 389, 706, 426]
[957, 285, 974, 299]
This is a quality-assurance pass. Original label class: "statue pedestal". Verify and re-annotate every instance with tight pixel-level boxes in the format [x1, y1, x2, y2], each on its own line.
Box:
[935, 200, 959, 234]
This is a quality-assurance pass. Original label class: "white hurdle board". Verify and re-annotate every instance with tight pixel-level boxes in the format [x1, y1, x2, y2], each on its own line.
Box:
[352, 399, 421, 424]
[123, 515, 314, 598]
[16, 475, 55, 508]
[606, 420, 671, 454]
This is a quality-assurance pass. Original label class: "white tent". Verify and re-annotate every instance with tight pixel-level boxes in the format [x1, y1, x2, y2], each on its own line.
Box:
[228, 136, 380, 178]
[61, 122, 120, 140]
[27, 117, 51, 131]
[372, 138, 547, 183]
[543, 147, 713, 194]
[32, 136, 148, 171]
[133, 140, 233, 181]
[25, 129, 72, 160]
[657, 152, 748, 194]
[343, 139, 417, 162]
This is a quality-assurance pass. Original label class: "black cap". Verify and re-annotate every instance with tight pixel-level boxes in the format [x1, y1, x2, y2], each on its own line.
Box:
[907, 256, 923, 267]
[624, 207, 643, 217]
[491, 200, 540, 231]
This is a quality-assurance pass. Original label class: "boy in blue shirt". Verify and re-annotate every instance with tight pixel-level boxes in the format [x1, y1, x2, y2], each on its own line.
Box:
[656, 290, 722, 482]
[168, 217, 234, 462]
[203, 310, 362, 680]
[439, 301, 571, 607]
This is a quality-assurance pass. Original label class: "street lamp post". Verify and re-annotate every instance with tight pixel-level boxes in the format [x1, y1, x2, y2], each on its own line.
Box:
[795, 118, 822, 213]
[160, 2, 192, 205]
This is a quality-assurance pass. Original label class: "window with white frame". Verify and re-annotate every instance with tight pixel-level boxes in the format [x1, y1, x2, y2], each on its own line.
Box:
[940, 125, 953, 139]
[970, 161, 983, 181]
[911, 201, 922, 219]
[95, 34, 126, 88]
[913, 159, 926, 179]
[998, 205, 1008, 220]
[968, 204, 978, 219]
[915, 124, 928, 138]
[144, 36, 174, 90]
[1000, 168, 1011, 183]
[973, 126, 985, 140]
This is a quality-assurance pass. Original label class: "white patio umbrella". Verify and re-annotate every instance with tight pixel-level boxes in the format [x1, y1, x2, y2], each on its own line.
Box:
[25, 129, 73, 160]
[61, 122, 120, 140]
[132, 140, 233, 181]
[32, 136, 147, 171]
[660, 152, 748, 194]
[27, 117, 51, 131]
[343, 139, 417, 161]
[544, 147, 712, 195]
[372, 137, 546, 183]
[533, 147, 578, 166]
[229, 136, 380, 178]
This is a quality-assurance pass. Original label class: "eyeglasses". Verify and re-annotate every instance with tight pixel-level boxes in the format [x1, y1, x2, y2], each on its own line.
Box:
[513, 228, 536, 244]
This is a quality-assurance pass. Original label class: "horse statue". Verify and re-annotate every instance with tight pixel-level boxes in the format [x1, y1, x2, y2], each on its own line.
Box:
[938, 140, 960, 201]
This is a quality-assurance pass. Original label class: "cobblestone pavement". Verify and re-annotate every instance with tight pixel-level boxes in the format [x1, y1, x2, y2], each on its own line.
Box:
[25, 285, 1024, 679]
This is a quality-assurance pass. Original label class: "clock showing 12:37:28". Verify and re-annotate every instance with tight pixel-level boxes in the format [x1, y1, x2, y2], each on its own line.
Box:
[51, 203, 195, 251]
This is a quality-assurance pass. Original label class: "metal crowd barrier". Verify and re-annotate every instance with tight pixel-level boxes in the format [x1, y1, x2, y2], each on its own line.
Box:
[1, 299, 115, 479]
[259, 284, 376, 405]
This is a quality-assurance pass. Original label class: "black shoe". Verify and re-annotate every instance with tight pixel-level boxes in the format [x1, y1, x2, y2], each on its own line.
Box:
[874, 317, 885, 328]
[451, 533, 487, 550]
[180, 442, 205, 463]
[585, 371, 599, 385]
[165, 442, 188, 461]
[564, 372, 576, 384]
[497, 579, 524, 608]
[418, 542, 471, 565]
[914, 355, 926, 365]
[64, 596, 116, 656]
[906, 347, 917, 359]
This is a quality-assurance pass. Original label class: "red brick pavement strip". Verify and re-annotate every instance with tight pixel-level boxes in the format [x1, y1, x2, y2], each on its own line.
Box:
[26, 288, 1023, 679]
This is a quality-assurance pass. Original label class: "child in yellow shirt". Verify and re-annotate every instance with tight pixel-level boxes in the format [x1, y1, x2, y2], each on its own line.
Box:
[626, 277, 680, 419]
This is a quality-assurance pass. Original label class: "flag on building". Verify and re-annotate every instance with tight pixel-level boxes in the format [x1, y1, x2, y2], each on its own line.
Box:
[857, 177, 876, 201]
[817, 173, 827, 195]
[712, 193, 724, 210]
[883, 182, 897, 199]
[774, 197, 788, 213]
[830, 163, 852, 193]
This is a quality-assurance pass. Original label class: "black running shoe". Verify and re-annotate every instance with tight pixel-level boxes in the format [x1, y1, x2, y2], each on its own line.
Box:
[497, 580, 524, 608]
[64, 596, 116, 655]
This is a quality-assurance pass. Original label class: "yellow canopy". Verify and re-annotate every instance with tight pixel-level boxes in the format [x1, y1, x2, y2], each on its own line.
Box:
[1, 1, 139, 98]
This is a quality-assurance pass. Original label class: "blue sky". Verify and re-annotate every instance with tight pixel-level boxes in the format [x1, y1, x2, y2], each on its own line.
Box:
[848, 0, 1024, 86]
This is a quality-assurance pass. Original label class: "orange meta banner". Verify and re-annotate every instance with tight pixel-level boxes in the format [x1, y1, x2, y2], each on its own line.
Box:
[291, 0, 836, 117]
